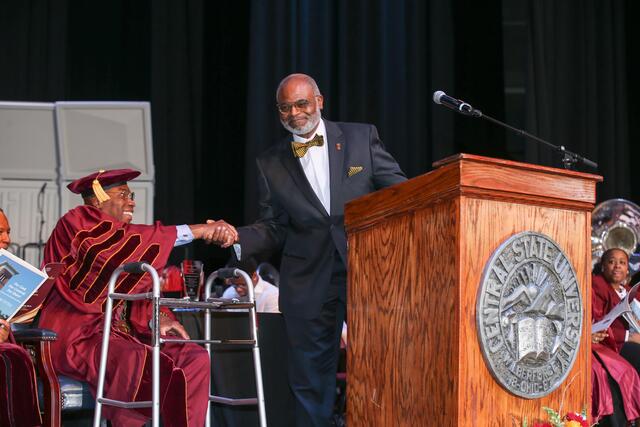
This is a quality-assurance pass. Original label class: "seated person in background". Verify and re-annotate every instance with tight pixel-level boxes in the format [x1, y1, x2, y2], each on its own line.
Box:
[593, 248, 640, 370]
[257, 262, 280, 287]
[0, 208, 42, 427]
[37, 169, 238, 427]
[592, 248, 640, 425]
[222, 256, 279, 313]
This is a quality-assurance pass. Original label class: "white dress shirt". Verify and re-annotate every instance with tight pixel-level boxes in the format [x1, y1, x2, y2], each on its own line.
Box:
[175, 224, 194, 246]
[222, 276, 280, 313]
[292, 119, 331, 214]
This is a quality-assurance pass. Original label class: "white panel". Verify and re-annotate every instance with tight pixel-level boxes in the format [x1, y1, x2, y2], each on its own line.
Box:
[0, 99, 157, 266]
[0, 180, 60, 266]
[0, 102, 57, 179]
[55, 102, 154, 180]
[128, 181, 155, 225]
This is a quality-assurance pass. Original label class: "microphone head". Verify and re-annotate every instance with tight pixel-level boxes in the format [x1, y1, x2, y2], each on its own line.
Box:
[432, 91, 445, 104]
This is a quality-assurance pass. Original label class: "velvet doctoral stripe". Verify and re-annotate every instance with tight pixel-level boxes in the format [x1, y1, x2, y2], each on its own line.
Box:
[42, 205, 176, 315]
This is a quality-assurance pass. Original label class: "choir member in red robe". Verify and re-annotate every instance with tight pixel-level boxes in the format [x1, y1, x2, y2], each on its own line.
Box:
[0, 209, 42, 427]
[592, 248, 640, 425]
[38, 169, 237, 427]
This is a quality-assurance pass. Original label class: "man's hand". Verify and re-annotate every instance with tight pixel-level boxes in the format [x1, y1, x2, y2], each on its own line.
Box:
[159, 316, 190, 340]
[628, 332, 640, 344]
[189, 220, 238, 248]
[0, 319, 10, 343]
[203, 220, 238, 248]
[592, 330, 608, 344]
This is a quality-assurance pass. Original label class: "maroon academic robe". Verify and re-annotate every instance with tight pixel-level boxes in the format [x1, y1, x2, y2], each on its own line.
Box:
[592, 273, 640, 422]
[39, 205, 209, 427]
[592, 343, 640, 422]
[0, 334, 42, 427]
[592, 273, 635, 352]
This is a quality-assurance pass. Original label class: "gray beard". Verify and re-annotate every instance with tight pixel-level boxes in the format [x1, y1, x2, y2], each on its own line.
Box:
[281, 111, 321, 136]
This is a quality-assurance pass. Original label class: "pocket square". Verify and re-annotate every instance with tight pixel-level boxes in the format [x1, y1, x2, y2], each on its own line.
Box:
[347, 166, 364, 177]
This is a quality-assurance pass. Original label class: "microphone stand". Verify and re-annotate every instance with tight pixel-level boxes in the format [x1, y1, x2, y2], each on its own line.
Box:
[455, 108, 598, 170]
[37, 183, 46, 266]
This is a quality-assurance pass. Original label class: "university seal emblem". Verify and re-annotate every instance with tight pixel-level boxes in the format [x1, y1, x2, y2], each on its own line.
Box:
[476, 231, 583, 398]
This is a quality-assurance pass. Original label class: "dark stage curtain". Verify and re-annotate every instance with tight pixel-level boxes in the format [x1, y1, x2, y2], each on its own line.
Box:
[243, 0, 506, 220]
[1, 0, 639, 263]
[247, 0, 435, 219]
[524, 0, 630, 201]
[0, 0, 250, 266]
[149, 1, 205, 227]
[0, 1, 69, 100]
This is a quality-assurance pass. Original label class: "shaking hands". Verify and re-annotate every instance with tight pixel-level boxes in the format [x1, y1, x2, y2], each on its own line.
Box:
[189, 220, 238, 248]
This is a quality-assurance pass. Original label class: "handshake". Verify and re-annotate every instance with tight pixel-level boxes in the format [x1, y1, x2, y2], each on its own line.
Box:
[190, 220, 238, 248]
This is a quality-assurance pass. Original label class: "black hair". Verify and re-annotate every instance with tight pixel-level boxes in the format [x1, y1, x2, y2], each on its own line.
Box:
[601, 248, 629, 263]
[593, 247, 629, 275]
[226, 256, 258, 275]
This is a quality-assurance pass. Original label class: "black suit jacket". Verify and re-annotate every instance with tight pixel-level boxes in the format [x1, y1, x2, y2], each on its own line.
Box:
[239, 120, 406, 318]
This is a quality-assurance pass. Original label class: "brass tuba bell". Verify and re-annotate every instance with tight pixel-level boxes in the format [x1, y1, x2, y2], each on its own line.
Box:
[592, 198, 640, 274]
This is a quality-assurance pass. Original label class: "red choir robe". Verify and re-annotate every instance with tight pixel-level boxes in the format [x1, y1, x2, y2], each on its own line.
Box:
[0, 334, 42, 427]
[38, 205, 209, 427]
[591, 273, 640, 422]
[592, 274, 635, 352]
[592, 343, 640, 422]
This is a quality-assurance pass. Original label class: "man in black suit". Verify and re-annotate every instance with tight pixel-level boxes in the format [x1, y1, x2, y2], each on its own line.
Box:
[237, 73, 406, 426]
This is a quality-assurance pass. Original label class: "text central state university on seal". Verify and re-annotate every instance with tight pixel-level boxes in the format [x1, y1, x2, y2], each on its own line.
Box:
[477, 231, 583, 398]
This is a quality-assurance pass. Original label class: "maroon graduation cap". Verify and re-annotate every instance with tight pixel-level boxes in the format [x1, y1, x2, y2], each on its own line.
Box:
[67, 169, 141, 201]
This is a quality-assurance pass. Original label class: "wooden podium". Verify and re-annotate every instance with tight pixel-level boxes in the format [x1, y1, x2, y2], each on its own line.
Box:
[344, 154, 602, 426]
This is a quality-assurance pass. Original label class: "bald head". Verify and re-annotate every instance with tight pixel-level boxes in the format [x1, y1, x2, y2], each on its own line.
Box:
[276, 73, 324, 138]
[276, 73, 321, 100]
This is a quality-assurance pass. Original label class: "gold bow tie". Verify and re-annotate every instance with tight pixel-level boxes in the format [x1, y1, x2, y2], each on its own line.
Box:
[291, 134, 324, 158]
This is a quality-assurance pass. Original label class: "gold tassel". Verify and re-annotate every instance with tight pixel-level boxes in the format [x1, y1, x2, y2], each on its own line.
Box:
[92, 170, 111, 203]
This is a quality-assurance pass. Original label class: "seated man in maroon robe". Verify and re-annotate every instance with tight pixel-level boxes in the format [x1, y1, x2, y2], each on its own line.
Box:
[38, 169, 237, 427]
[0, 208, 42, 427]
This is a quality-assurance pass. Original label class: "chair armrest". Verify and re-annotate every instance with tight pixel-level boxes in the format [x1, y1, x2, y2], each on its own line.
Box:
[13, 328, 58, 343]
[13, 327, 61, 427]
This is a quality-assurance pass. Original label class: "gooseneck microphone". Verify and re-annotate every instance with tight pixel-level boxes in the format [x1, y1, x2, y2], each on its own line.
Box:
[431, 90, 598, 170]
[432, 91, 481, 117]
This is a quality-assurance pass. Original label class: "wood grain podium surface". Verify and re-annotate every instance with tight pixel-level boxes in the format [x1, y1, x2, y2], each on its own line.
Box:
[345, 154, 601, 426]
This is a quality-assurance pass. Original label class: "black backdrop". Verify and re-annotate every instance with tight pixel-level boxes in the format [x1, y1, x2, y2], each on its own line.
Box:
[1, 0, 638, 266]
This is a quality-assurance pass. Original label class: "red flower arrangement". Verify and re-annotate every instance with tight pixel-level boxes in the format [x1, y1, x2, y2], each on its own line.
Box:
[523, 408, 588, 427]
[564, 412, 589, 427]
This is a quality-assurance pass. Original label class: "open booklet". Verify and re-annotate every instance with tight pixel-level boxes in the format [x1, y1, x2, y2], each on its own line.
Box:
[0, 248, 63, 323]
[592, 282, 640, 333]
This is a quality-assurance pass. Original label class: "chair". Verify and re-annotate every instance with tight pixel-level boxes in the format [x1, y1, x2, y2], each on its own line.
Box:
[93, 262, 267, 427]
[12, 325, 61, 427]
[12, 260, 98, 427]
[13, 323, 101, 427]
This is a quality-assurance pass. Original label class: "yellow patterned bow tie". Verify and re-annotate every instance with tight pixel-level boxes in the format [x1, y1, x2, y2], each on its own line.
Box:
[291, 134, 324, 158]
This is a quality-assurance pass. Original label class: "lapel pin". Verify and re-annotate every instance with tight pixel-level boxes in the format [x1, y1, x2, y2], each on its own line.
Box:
[336, 143, 342, 151]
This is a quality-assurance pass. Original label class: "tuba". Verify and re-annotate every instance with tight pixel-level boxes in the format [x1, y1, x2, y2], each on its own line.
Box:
[592, 198, 640, 274]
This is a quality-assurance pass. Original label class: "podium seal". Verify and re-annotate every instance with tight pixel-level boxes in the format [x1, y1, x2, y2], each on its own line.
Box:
[476, 231, 583, 398]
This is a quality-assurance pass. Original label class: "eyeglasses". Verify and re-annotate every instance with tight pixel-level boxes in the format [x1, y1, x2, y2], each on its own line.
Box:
[276, 98, 312, 114]
[106, 190, 135, 201]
